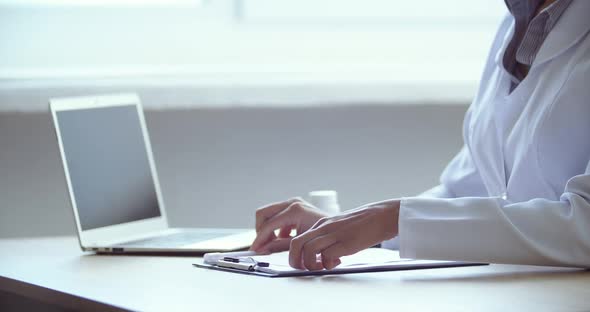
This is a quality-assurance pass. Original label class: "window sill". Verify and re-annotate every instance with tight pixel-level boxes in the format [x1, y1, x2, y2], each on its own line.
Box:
[0, 70, 476, 112]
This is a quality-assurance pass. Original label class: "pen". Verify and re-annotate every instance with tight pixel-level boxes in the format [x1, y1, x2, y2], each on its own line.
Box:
[217, 260, 256, 271]
[222, 256, 270, 267]
[203, 250, 258, 264]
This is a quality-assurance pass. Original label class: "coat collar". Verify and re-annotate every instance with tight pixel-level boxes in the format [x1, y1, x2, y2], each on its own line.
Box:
[533, 0, 590, 66]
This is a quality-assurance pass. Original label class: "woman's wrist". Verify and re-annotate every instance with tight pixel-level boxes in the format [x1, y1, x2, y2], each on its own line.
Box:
[375, 199, 401, 241]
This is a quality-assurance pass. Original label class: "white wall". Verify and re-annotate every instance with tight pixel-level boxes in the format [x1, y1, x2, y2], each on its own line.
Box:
[0, 104, 466, 238]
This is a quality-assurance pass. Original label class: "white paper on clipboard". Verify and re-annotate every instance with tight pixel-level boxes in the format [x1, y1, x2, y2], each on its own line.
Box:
[194, 248, 487, 277]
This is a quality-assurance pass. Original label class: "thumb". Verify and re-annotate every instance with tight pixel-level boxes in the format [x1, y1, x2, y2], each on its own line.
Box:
[250, 231, 277, 251]
[323, 258, 342, 270]
[251, 206, 298, 251]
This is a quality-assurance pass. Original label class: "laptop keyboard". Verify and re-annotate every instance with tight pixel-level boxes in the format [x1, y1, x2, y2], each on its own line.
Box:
[116, 231, 232, 248]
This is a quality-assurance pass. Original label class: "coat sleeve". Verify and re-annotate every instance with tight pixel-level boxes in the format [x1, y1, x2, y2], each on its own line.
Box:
[399, 160, 590, 268]
[381, 145, 487, 249]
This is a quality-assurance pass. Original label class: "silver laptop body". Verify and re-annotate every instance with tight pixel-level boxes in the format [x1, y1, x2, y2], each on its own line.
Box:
[50, 93, 255, 253]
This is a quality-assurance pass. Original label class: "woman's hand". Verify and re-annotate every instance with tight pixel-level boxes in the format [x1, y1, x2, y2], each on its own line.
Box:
[250, 198, 328, 253]
[289, 199, 400, 271]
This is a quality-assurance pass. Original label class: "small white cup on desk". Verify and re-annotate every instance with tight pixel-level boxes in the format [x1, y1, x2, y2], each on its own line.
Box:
[308, 190, 341, 215]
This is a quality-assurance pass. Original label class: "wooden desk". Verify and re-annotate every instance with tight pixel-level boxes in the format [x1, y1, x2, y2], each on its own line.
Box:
[0, 236, 588, 311]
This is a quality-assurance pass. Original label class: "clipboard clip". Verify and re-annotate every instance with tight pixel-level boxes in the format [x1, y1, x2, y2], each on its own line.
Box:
[216, 257, 270, 272]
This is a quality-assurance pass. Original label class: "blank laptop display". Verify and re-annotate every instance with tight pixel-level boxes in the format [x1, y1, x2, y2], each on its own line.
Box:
[55, 105, 161, 230]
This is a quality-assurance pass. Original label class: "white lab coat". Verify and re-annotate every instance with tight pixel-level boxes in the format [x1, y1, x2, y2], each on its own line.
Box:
[392, 1, 590, 267]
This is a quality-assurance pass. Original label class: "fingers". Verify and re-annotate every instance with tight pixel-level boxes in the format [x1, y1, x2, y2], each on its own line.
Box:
[249, 232, 277, 252]
[302, 234, 339, 271]
[258, 237, 292, 253]
[278, 225, 295, 238]
[289, 222, 343, 270]
[251, 201, 305, 251]
[255, 197, 302, 232]
[321, 243, 347, 269]
[289, 216, 367, 270]
[322, 258, 342, 270]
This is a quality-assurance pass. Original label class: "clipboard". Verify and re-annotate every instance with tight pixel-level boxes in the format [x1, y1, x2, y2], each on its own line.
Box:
[193, 248, 487, 278]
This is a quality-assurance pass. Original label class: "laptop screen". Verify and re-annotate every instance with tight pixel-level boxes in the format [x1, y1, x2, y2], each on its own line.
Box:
[56, 105, 161, 231]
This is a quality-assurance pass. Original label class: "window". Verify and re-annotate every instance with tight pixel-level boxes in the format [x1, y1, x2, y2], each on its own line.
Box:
[0, 0, 507, 108]
[241, 0, 504, 24]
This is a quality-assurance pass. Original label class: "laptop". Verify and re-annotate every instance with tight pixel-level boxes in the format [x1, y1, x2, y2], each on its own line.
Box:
[49, 93, 255, 253]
